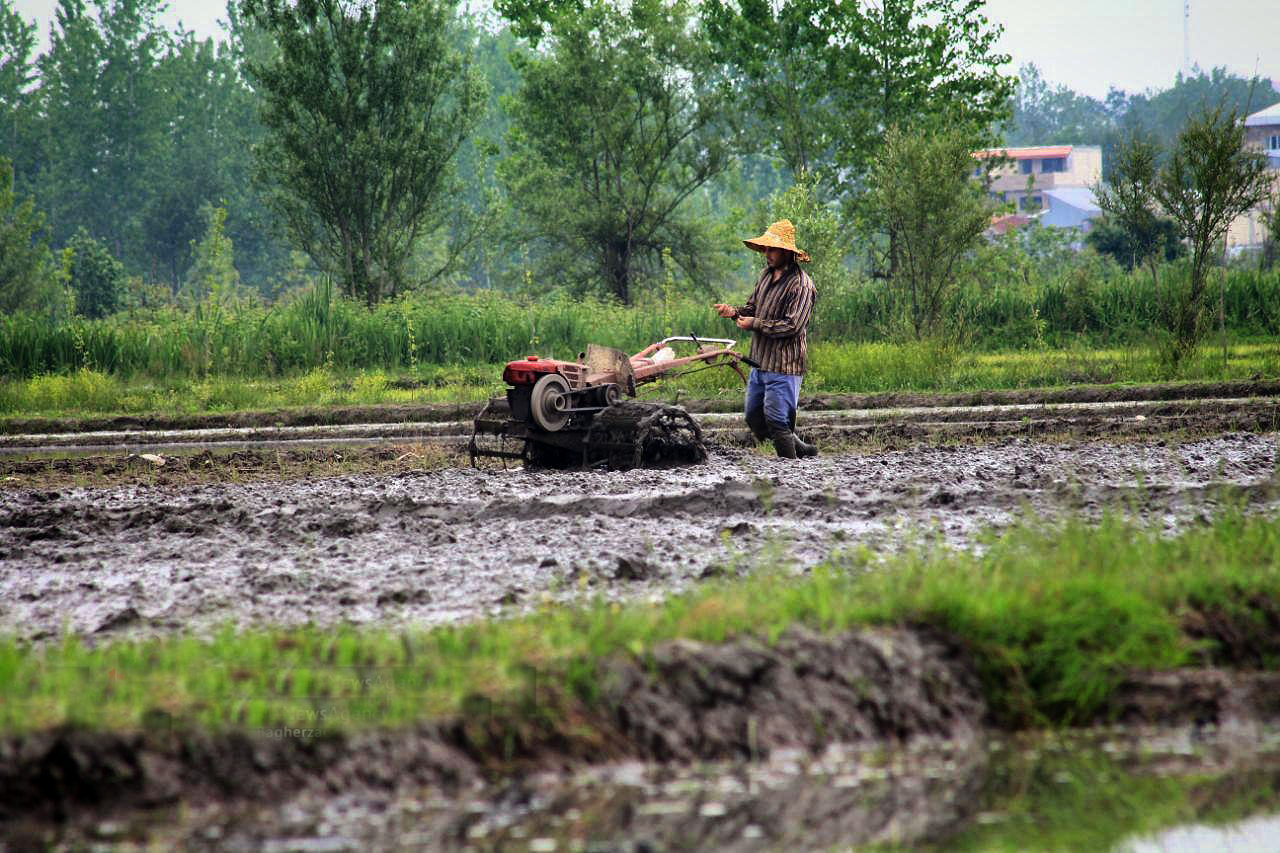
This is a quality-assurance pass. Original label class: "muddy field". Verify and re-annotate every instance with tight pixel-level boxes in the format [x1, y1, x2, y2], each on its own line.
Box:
[2, 428, 1278, 643]
[5, 388, 1280, 848]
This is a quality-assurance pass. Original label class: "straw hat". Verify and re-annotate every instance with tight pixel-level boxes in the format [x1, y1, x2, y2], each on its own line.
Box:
[743, 219, 811, 263]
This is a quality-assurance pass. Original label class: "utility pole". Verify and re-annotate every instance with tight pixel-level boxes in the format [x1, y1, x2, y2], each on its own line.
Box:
[1183, 1, 1191, 75]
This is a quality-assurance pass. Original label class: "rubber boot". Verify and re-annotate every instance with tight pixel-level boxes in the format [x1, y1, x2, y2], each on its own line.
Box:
[786, 411, 817, 458]
[745, 408, 770, 443]
[770, 426, 798, 459]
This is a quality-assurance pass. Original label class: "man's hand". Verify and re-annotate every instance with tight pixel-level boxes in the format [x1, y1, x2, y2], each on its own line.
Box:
[714, 302, 735, 318]
[735, 315, 753, 330]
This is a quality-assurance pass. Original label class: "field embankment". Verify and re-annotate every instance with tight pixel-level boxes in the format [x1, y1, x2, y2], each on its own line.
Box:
[5, 508, 1280, 844]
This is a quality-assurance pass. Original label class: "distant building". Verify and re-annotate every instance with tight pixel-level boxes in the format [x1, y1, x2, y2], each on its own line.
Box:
[972, 145, 1104, 234]
[987, 213, 1033, 236]
[1228, 101, 1280, 250]
[1040, 187, 1102, 231]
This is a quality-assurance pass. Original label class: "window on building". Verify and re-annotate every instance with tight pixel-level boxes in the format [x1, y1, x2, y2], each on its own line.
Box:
[1020, 159, 1033, 175]
[1269, 134, 1280, 150]
[1041, 157, 1066, 173]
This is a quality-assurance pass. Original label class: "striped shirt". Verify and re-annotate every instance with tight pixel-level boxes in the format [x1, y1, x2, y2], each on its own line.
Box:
[737, 262, 816, 376]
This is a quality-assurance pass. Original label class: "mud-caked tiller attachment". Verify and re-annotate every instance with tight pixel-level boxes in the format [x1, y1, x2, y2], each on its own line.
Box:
[469, 337, 749, 471]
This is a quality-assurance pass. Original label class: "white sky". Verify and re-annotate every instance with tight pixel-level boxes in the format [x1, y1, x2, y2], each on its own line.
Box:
[11, 0, 1280, 100]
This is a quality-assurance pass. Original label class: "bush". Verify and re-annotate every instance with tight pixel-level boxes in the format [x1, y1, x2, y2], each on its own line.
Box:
[67, 231, 125, 319]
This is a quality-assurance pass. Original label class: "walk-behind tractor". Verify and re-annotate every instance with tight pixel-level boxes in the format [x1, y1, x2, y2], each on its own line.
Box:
[469, 337, 752, 470]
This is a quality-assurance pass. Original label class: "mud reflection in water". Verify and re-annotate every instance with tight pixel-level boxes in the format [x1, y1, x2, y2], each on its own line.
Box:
[131, 725, 1280, 851]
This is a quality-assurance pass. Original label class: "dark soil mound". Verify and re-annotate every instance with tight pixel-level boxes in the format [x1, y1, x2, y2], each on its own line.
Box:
[0, 627, 983, 827]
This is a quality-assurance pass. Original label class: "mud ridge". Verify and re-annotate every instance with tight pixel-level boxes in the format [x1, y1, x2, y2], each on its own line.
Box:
[0, 403, 484, 437]
[0, 627, 982, 827]
[6, 626, 1280, 837]
[797, 378, 1280, 412]
[5, 378, 1278, 438]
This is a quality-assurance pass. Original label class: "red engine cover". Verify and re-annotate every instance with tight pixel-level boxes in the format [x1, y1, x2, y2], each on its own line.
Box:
[502, 356, 566, 386]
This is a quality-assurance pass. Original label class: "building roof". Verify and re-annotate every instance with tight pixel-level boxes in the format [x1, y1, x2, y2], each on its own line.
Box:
[987, 213, 1035, 235]
[1245, 101, 1280, 127]
[1043, 186, 1101, 212]
[974, 145, 1073, 160]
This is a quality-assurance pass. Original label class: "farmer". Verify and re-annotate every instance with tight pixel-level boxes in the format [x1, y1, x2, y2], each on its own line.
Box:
[714, 219, 818, 459]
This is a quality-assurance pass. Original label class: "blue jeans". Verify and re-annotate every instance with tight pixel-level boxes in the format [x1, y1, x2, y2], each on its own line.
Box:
[744, 369, 802, 431]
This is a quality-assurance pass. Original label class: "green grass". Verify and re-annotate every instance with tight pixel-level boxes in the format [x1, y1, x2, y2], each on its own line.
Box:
[5, 339, 1279, 419]
[0, 365, 503, 418]
[4, 508, 1280, 737]
[4, 266, 1280, 380]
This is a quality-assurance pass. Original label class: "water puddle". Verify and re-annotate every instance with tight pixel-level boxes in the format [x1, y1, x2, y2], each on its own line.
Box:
[53, 725, 1279, 851]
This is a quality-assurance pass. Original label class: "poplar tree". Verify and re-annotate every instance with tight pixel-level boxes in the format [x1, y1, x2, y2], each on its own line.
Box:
[243, 0, 485, 305]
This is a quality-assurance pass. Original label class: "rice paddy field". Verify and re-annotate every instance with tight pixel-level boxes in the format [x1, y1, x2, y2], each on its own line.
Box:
[5, 280, 1280, 849]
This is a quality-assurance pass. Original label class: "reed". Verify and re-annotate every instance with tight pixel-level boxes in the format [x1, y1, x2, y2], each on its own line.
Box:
[2, 267, 1279, 380]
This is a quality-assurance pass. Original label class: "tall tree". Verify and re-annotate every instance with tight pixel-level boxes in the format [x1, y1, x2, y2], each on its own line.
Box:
[142, 28, 272, 289]
[33, 0, 173, 264]
[821, 0, 1014, 182]
[1153, 105, 1272, 363]
[0, 156, 57, 314]
[701, 0, 833, 176]
[1125, 67, 1279, 143]
[706, 0, 1013, 182]
[1006, 63, 1112, 146]
[498, 0, 737, 303]
[242, 0, 486, 305]
[703, 0, 1011, 283]
[866, 124, 993, 340]
[0, 1, 37, 182]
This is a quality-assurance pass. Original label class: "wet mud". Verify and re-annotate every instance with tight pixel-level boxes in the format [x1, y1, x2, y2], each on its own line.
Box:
[2, 432, 1279, 642]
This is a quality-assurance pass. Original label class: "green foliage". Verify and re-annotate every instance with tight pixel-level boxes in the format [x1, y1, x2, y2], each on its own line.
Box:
[1262, 188, 1280, 271]
[183, 205, 241, 303]
[243, 0, 486, 305]
[1086, 214, 1185, 270]
[0, 156, 56, 314]
[1005, 62, 1113, 147]
[5, 509, 1280, 734]
[1092, 107, 1273, 366]
[1123, 67, 1280, 151]
[35, 0, 172, 267]
[499, 0, 736, 303]
[6, 261, 1280, 382]
[1154, 105, 1273, 363]
[866, 125, 994, 340]
[761, 172, 848, 294]
[821, 0, 1014, 186]
[141, 27, 279, 290]
[700, 0, 833, 176]
[703, 0, 1014, 191]
[67, 230, 125, 319]
[16, 0, 281, 290]
[0, 1, 38, 177]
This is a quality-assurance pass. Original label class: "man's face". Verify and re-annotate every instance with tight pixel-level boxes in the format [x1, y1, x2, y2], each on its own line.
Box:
[765, 247, 790, 268]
